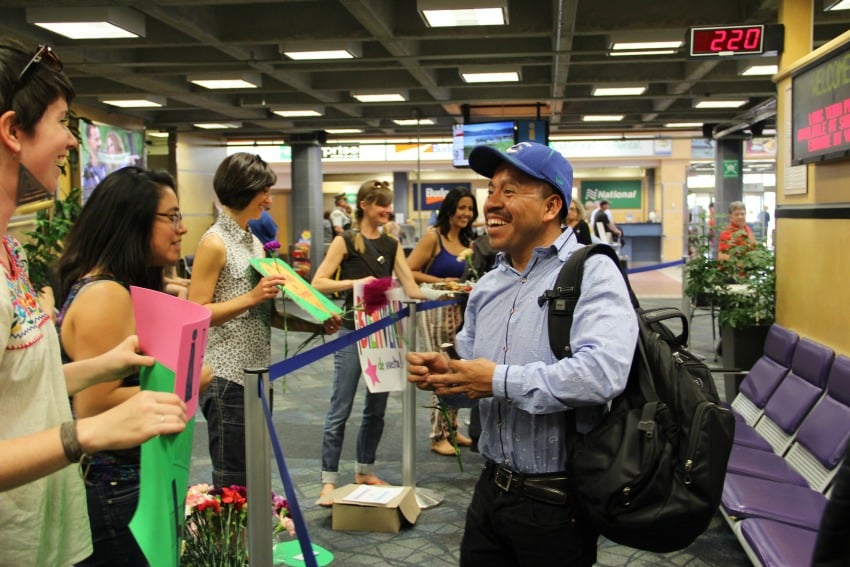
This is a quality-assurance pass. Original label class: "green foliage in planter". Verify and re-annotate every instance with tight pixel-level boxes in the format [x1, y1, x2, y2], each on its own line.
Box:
[715, 235, 775, 330]
[684, 219, 775, 330]
[22, 187, 82, 290]
[683, 218, 724, 306]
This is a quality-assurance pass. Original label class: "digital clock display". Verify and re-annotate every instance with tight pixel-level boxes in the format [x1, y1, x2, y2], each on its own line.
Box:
[689, 25, 765, 57]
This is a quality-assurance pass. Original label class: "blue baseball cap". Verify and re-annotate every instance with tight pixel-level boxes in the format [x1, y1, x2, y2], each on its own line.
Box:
[468, 141, 573, 201]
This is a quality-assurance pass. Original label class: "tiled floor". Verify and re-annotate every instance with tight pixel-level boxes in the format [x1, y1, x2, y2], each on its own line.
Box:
[188, 265, 750, 566]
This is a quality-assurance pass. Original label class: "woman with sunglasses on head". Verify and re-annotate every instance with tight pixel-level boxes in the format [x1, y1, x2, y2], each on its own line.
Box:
[55, 167, 206, 566]
[406, 187, 478, 456]
[311, 179, 424, 506]
[189, 152, 341, 489]
[0, 40, 187, 565]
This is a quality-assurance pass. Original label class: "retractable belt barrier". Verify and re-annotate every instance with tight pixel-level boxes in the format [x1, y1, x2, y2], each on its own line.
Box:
[245, 259, 682, 566]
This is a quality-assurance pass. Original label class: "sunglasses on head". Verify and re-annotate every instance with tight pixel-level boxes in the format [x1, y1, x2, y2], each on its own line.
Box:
[17, 44, 63, 83]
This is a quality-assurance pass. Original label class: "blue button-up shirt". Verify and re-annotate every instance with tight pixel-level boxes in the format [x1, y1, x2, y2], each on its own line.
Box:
[455, 229, 638, 474]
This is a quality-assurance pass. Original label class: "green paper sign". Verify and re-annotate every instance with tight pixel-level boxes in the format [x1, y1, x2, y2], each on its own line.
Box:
[129, 363, 196, 567]
[251, 257, 342, 321]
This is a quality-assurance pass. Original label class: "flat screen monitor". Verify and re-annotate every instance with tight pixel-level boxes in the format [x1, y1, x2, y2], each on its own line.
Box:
[452, 120, 516, 167]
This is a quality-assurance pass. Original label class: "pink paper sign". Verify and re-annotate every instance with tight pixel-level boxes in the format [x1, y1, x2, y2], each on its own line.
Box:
[131, 286, 212, 418]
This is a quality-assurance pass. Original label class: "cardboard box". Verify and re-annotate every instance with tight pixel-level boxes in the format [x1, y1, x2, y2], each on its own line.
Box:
[330, 484, 421, 533]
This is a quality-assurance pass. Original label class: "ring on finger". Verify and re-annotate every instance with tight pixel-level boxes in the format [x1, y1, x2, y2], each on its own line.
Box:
[159, 414, 165, 424]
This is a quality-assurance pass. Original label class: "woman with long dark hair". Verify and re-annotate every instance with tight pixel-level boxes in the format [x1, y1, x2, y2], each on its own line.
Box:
[55, 167, 199, 566]
[406, 187, 478, 455]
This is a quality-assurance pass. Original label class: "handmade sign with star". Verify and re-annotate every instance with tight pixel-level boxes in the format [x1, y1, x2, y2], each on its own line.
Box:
[352, 279, 408, 393]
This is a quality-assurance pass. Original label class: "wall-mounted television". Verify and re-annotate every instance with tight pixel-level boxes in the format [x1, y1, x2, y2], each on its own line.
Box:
[452, 120, 516, 167]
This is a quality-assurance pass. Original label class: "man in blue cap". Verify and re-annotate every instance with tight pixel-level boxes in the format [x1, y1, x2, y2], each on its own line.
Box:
[407, 141, 637, 566]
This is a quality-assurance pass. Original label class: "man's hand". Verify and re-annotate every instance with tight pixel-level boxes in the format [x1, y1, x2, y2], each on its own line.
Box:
[407, 351, 496, 399]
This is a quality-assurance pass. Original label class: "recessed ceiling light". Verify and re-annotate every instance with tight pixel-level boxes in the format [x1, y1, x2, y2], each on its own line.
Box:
[393, 118, 435, 126]
[193, 122, 242, 129]
[609, 49, 677, 57]
[272, 109, 323, 118]
[26, 7, 146, 39]
[611, 41, 682, 51]
[189, 73, 262, 90]
[825, 0, 850, 10]
[592, 86, 647, 96]
[664, 122, 702, 128]
[741, 64, 778, 76]
[694, 99, 747, 109]
[417, 0, 507, 27]
[325, 128, 365, 134]
[460, 69, 521, 83]
[100, 96, 165, 108]
[582, 115, 625, 122]
[351, 91, 408, 103]
[146, 131, 169, 138]
[280, 41, 362, 60]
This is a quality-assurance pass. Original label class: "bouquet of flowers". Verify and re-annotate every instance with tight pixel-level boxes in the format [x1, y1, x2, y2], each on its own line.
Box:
[181, 484, 295, 566]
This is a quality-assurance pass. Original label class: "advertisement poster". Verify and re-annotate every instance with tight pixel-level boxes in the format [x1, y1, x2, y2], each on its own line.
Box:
[80, 120, 145, 202]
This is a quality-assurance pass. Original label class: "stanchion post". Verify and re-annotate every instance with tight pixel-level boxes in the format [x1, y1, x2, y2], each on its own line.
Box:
[244, 367, 273, 567]
[402, 301, 444, 509]
[402, 301, 417, 487]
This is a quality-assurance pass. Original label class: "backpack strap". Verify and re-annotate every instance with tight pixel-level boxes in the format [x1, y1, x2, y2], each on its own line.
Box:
[539, 244, 637, 360]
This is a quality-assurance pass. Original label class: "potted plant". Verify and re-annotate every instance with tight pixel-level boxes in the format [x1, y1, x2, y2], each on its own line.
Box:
[22, 186, 83, 291]
[715, 235, 776, 399]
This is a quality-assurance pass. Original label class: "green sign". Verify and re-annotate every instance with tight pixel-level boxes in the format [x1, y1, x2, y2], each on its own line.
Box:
[721, 159, 740, 178]
[580, 180, 642, 208]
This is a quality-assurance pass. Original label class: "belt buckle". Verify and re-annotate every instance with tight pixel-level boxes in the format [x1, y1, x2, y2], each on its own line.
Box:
[494, 467, 513, 492]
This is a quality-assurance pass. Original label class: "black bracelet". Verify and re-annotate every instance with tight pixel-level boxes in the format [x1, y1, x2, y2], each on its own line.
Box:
[60, 421, 84, 463]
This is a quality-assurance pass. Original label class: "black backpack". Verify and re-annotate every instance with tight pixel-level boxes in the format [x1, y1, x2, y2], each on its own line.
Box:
[540, 244, 735, 552]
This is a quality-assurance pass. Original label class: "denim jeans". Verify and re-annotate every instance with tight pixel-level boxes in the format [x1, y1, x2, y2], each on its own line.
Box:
[75, 480, 147, 566]
[200, 376, 247, 488]
[321, 329, 389, 484]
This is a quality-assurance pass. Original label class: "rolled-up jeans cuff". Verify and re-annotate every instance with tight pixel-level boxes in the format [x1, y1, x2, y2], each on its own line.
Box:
[321, 471, 340, 485]
[355, 463, 375, 476]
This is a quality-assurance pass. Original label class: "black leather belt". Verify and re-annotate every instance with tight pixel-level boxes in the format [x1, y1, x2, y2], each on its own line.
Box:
[484, 462, 570, 506]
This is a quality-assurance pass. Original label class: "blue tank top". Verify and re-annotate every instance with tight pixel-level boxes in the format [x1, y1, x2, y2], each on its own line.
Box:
[424, 234, 466, 279]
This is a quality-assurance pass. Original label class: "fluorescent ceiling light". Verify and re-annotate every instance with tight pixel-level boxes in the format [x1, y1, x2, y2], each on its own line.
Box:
[611, 40, 682, 51]
[272, 109, 323, 118]
[417, 0, 507, 27]
[193, 122, 242, 129]
[26, 7, 146, 39]
[694, 99, 747, 109]
[664, 122, 702, 128]
[825, 0, 850, 10]
[609, 49, 677, 57]
[189, 73, 262, 89]
[592, 86, 646, 96]
[281, 41, 362, 60]
[460, 68, 521, 83]
[582, 115, 625, 122]
[741, 64, 778, 76]
[351, 91, 407, 102]
[100, 96, 165, 108]
[325, 128, 364, 134]
[146, 131, 169, 138]
[393, 118, 435, 126]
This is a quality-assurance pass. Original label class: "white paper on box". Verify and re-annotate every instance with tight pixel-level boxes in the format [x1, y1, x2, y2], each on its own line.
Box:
[338, 485, 406, 505]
